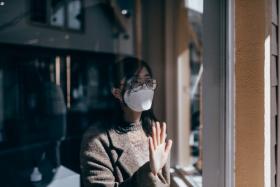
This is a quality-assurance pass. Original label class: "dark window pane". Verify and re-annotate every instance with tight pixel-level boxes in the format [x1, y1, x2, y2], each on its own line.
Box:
[30, 0, 48, 24]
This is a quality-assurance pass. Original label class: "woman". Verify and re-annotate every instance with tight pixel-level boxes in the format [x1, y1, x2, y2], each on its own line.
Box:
[80, 57, 173, 187]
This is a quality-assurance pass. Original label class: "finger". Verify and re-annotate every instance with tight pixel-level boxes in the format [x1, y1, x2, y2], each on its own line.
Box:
[161, 122, 166, 144]
[152, 123, 157, 147]
[165, 139, 173, 154]
[149, 137, 155, 153]
[156, 122, 161, 145]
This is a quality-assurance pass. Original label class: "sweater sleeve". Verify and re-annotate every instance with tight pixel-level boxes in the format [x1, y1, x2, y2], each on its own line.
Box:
[80, 130, 170, 187]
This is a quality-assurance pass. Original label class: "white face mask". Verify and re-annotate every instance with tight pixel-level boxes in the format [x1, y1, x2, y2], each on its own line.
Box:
[123, 87, 154, 112]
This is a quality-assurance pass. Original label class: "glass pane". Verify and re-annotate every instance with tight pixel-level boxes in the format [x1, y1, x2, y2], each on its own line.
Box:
[30, 0, 48, 24]
[67, 0, 82, 30]
[50, 0, 65, 27]
[186, 3, 203, 186]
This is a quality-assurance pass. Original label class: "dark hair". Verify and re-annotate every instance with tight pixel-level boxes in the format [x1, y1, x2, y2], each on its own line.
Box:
[111, 57, 157, 135]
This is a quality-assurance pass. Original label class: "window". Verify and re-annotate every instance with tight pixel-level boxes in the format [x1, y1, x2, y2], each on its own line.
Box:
[30, 0, 84, 31]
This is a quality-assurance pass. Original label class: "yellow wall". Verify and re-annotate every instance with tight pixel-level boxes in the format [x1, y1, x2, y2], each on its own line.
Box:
[235, 0, 267, 186]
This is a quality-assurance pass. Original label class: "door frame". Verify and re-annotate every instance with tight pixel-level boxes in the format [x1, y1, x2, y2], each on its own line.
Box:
[163, 0, 235, 186]
[225, 0, 235, 186]
[202, 0, 235, 186]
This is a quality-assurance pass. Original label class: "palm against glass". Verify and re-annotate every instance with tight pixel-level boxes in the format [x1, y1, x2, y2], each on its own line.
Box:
[149, 122, 173, 175]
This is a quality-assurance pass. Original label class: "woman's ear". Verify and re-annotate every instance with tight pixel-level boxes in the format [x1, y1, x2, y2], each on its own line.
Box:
[112, 88, 123, 101]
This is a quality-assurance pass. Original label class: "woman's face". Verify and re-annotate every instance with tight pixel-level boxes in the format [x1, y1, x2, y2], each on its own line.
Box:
[135, 66, 151, 80]
[119, 66, 152, 91]
[134, 67, 151, 80]
[112, 66, 154, 101]
[124, 66, 155, 93]
[122, 66, 156, 112]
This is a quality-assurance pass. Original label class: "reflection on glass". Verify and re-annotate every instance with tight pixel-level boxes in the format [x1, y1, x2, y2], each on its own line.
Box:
[67, 0, 82, 30]
[50, 0, 65, 27]
[30, 0, 83, 31]
[30, 0, 48, 24]
[0, 45, 120, 185]
[0, 70, 3, 143]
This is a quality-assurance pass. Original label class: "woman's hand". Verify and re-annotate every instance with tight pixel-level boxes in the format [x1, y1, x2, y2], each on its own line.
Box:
[148, 122, 173, 175]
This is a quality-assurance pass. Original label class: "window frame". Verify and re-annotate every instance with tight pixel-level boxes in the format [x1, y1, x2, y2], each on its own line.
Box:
[202, 0, 235, 186]
[27, 0, 85, 33]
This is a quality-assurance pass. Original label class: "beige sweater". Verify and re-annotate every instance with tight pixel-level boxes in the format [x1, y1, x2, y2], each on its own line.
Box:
[80, 122, 170, 187]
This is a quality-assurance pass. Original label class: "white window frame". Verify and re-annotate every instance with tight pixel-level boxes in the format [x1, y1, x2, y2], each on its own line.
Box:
[202, 0, 235, 186]
[164, 0, 235, 186]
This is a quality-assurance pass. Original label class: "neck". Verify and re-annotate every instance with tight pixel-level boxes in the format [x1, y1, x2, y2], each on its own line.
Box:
[123, 106, 142, 123]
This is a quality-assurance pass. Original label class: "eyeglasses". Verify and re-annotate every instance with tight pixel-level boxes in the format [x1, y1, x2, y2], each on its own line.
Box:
[125, 78, 157, 92]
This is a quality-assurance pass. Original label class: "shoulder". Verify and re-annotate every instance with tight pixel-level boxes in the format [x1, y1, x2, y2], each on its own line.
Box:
[80, 124, 116, 173]
[81, 123, 111, 151]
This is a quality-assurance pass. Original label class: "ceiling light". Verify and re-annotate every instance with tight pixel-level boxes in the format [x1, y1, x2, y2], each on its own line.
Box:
[121, 9, 128, 15]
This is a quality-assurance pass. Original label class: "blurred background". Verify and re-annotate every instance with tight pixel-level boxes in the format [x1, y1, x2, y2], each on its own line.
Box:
[0, 0, 204, 186]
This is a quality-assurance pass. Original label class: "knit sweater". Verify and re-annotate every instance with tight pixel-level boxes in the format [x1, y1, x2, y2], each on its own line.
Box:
[80, 121, 170, 187]
[115, 121, 149, 168]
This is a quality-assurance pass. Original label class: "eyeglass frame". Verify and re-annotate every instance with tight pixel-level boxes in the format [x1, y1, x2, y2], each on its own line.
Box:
[120, 77, 157, 93]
